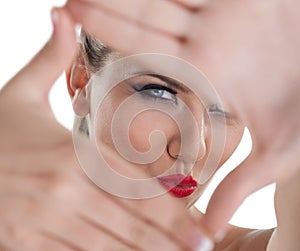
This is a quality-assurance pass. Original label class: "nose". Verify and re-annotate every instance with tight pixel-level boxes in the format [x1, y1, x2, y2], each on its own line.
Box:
[167, 111, 207, 163]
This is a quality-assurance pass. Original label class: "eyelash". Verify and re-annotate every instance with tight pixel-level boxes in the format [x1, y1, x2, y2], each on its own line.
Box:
[206, 104, 228, 118]
[133, 84, 178, 103]
[132, 84, 229, 119]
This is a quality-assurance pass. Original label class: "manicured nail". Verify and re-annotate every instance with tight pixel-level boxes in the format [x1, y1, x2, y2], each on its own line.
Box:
[51, 8, 59, 30]
[190, 232, 214, 251]
[195, 237, 214, 251]
[215, 231, 226, 243]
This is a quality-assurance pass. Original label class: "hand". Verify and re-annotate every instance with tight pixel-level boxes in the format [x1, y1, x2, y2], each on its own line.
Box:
[66, 0, 300, 237]
[0, 7, 211, 251]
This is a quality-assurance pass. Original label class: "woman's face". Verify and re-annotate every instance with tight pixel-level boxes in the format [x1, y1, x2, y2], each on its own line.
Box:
[90, 71, 244, 207]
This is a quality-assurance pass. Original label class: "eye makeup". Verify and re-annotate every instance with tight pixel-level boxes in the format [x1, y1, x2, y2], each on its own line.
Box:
[126, 74, 235, 123]
[132, 83, 178, 104]
[206, 103, 240, 128]
[126, 74, 179, 104]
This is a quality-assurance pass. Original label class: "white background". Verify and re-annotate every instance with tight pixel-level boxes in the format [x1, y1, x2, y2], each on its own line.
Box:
[0, 1, 276, 229]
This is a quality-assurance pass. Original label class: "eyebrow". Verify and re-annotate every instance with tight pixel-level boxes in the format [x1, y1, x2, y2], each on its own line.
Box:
[146, 74, 190, 94]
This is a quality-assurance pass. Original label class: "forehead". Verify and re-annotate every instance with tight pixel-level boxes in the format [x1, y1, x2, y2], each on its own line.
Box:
[89, 53, 219, 106]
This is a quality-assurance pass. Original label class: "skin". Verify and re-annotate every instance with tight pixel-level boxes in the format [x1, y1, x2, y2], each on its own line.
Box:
[0, 8, 210, 251]
[69, 33, 272, 251]
[78, 72, 244, 202]
[0, 6, 257, 251]
[0, 4, 264, 251]
[1, 1, 300, 250]
[65, 0, 300, 249]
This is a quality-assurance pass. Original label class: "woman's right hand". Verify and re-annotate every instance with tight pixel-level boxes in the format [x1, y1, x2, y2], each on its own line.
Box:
[0, 7, 213, 251]
[65, 0, 300, 241]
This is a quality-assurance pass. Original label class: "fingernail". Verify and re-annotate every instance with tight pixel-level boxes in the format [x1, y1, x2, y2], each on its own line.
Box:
[195, 237, 214, 251]
[51, 8, 59, 30]
[190, 232, 214, 251]
[215, 231, 226, 243]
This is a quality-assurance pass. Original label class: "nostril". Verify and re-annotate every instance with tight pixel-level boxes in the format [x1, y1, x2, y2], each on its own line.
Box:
[167, 139, 206, 164]
[167, 137, 181, 160]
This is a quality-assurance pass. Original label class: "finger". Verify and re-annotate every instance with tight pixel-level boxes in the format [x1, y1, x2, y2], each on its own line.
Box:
[0, 191, 81, 251]
[53, 189, 197, 250]
[0, 226, 75, 251]
[80, 194, 190, 250]
[66, 0, 182, 55]
[2, 7, 77, 104]
[70, 0, 193, 38]
[73, 176, 198, 250]
[201, 150, 286, 237]
[82, 179, 214, 250]
[49, 167, 213, 251]
[35, 206, 138, 251]
[1, 172, 196, 250]
[0, 159, 213, 250]
[1, 183, 136, 251]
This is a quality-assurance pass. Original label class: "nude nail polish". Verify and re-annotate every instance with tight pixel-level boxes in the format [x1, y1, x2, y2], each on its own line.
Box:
[190, 232, 214, 251]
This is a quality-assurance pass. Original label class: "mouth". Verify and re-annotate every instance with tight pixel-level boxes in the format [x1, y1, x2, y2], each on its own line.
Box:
[157, 174, 198, 198]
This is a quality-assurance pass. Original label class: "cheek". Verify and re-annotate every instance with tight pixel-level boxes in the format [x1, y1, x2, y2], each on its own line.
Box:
[95, 101, 114, 147]
[94, 90, 125, 149]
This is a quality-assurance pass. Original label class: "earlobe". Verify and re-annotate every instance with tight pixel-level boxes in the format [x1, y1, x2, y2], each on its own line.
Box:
[72, 86, 90, 117]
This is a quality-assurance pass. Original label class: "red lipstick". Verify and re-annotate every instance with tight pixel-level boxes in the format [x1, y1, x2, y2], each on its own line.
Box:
[157, 174, 198, 197]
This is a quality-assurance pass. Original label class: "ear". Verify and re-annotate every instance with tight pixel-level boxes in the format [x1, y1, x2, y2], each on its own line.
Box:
[66, 44, 90, 116]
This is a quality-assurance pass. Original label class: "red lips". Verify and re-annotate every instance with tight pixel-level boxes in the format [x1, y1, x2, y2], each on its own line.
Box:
[157, 174, 198, 197]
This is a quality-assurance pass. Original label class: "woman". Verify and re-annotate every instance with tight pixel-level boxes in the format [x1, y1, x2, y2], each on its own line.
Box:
[70, 27, 277, 250]
[0, 7, 243, 251]
[1, 3, 300, 250]
[70, 31, 245, 200]
[70, 31, 276, 251]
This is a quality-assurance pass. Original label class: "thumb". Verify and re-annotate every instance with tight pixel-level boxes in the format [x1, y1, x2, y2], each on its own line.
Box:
[201, 150, 283, 238]
[2, 7, 77, 105]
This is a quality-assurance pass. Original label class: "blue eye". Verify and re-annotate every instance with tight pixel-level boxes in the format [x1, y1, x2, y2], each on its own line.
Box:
[133, 84, 177, 103]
